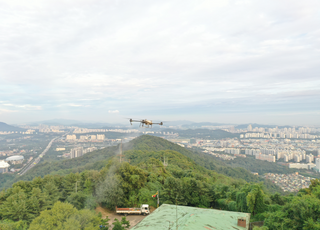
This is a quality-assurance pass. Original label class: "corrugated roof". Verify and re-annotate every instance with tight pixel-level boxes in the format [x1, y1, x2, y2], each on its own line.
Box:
[131, 204, 250, 230]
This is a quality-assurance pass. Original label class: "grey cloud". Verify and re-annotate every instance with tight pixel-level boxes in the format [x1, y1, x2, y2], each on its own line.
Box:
[0, 0, 320, 124]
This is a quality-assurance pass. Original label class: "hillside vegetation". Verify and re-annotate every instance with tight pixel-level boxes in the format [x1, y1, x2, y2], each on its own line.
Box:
[125, 135, 282, 193]
[1, 135, 320, 229]
[1, 135, 282, 194]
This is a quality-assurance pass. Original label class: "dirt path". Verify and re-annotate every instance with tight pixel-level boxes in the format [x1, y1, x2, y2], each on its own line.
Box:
[96, 206, 155, 229]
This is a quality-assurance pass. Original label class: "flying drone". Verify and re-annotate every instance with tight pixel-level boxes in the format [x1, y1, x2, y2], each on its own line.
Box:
[129, 119, 163, 128]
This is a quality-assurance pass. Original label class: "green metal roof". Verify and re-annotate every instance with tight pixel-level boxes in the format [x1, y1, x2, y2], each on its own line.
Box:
[131, 204, 250, 230]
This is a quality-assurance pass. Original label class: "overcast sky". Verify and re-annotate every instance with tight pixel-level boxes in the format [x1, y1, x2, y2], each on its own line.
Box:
[0, 0, 320, 125]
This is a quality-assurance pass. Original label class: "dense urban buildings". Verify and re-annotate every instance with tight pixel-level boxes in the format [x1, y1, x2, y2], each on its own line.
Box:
[265, 173, 314, 192]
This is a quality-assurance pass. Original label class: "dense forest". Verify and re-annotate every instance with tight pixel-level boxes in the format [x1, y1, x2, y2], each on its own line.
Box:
[1, 135, 320, 229]
[125, 136, 283, 194]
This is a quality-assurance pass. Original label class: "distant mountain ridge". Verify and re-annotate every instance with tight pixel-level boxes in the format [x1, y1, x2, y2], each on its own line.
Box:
[235, 123, 293, 129]
[181, 122, 230, 128]
[159, 128, 238, 139]
[28, 119, 84, 126]
[28, 119, 128, 127]
[0, 122, 25, 132]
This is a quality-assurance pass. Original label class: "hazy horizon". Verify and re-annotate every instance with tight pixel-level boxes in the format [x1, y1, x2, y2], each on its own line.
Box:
[2, 118, 319, 128]
[1, 0, 319, 126]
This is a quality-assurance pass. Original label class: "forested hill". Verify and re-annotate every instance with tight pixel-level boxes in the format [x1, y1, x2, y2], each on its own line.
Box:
[3, 135, 282, 194]
[2, 135, 320, 229]
[124, 135, 282, 193]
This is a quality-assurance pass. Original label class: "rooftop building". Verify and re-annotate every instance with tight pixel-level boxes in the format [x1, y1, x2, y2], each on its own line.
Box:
[0, 160, 10, 173]
[5, 155, 24, 164]
[131, 204, 250, 230]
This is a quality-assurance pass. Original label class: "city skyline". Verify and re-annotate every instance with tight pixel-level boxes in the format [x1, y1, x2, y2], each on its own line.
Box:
[1, 0, 320, 125]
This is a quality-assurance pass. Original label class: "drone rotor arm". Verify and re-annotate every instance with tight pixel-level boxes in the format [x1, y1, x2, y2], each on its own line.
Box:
[152, 122, 164, 125]
[130, 119, 142, 122]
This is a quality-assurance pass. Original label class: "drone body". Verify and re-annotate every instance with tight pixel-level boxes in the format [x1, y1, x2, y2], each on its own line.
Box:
[129, 119, 163, 128]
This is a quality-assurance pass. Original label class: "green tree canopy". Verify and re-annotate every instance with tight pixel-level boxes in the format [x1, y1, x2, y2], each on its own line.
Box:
[28, 201, 101, 230]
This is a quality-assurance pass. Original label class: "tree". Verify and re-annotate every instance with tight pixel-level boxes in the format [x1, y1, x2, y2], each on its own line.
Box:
[0, 191, 30, 222]
[112, 217, 130, 230]
[246, 184, 265, 215]
[120, 216, 130, 229]
[97, 212, 110, 230]
[95, 172, 124, 210]
[43, 181, 61, 207]
[62, 173, 81, 199]
[0, 220, 28, 230]
[236, 192, 248, 212]
[270, 192, 285, 205]
[112, 220, 124, 230]
[27, 188, 49, 219]
[66, 192, 87, 210]
[303, 218, 320, 230]
[84, 194, 98, 210]
[29, 201, 101, 230]
[264, 195, 320, 230]
[118, 162, 148, 196]
[162, 177, 181, 204]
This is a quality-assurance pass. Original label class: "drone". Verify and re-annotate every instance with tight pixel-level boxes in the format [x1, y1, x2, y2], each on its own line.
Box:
[129, 119, 163, 128]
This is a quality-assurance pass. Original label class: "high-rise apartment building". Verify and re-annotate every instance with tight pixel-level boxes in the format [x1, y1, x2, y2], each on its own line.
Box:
[255, 153, 275, 162]
[225, 148, 240, 155]
[83, 147, 97, 154]
[316, 158, 320, 172]
[306, 154, 314, 163]
[97, 134, 105, 140]
[70, 147, 83, 159]
[80, 135, 88, 140]
[289, 163, 315, 170]
[294, 154, 301, 163]
[245, 149, 260, 156]
[66, 135, 77, 140]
